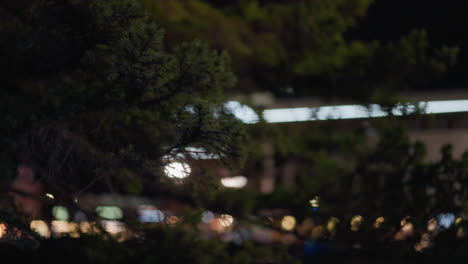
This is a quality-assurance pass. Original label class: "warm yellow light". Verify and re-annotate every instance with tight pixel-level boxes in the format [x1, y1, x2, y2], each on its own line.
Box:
[374, 216, 385, 228]
[309, 196, 319, 208]
[220, 214, 234, 227]
[281, 216, 296, 231]
[455, 217, 463, 226]
[80, 221, 100, 234]
[427, 218, 437, 231]
[166, 216, 180, 227]
[351, 215, 364, 231]
[101, 220, 126, 235]
[51, 221, 79, 238]
[30, 220, 51, 238]
[326, 217, 340, 232]
[400, 216, 410, 226]
[402, 222, 414, 234]
[0, 222, 6, 238]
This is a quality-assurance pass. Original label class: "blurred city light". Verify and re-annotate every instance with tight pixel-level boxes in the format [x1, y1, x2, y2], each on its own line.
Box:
[46, 193, 55, 200]
[400, 216, 411, 226]
[221, 176, 248, 188]
[223, 101, 259, 124]
[281, 215, 296, 231]
[258, 100, 468, 124]
[52, 206, 70, 221]
[437, 213, 455, 229]
[0, 222, 6, 238]
[220, 214, 234, 227]
[201, 211, 215, 224]
[326, 217, 340, 233]
[164, 161, 191, 179]
[30, 220, 51, 238]
[138, 205, 165, 223]
[374, 217, 385, 228]
[101, 220, 126, 235]
[96, 206, 123, 220]
[427, 218, 437, 231]
[80, 221, 100, 234]
[350, 215, 364, 231]
[51, 221, 79, 237]
[309, 196, 319, 212]
[166, 216, 180, 227]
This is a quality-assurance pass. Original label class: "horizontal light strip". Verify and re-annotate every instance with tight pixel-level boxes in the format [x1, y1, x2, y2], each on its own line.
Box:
[261, 100, 468, 123]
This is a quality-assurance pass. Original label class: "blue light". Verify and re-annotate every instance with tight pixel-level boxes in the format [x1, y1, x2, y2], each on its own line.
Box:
[138, 209, 165, 223]
[437, 213, 455, 229]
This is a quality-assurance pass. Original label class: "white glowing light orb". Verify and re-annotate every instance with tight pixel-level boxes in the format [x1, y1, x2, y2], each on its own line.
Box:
[164, 161, 191, 179]
[30, 220, 51, 238]
[221, 176, 248, 188]
[281, 216, 296, 231]
[202, 211, 215, 223]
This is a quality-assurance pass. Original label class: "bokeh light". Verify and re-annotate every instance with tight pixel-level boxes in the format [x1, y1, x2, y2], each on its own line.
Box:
[220, 176, 248, 188]
[201, 211, 215, 224]
[30, 220, 51, 238]
[80, 221, 100, 234]
[427, 218, 437, 231]
[281, 215, 296, 231]
[220, 214, 234, 227]
[96, 206, 123, 220]
[101, 220, 126, 235]
[164, 161, 191, 179]
[326, 217, 340, 233]
[51, 221, 79, 238]
[350, 215, 364, 231]
[138, 205, 164, 223]
[223, 101, 259, 124]
[166, 216, 180, 227]
[0, 222, 6, 238]
[437, 213, 455, 229]
[374, 216, 385, 228]
[309, 196, 319, 212]
[52, 206, 70, 221]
